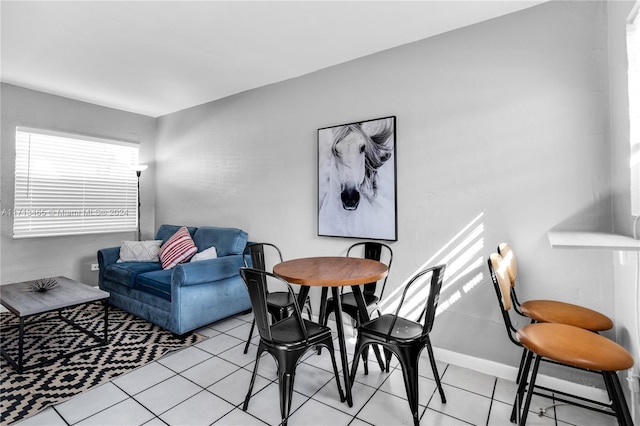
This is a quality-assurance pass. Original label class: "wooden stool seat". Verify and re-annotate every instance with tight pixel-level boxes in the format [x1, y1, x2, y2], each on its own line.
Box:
[520, 300, 613, 331]
[517, 323, 633, 372]
[497, 243, 614, 333]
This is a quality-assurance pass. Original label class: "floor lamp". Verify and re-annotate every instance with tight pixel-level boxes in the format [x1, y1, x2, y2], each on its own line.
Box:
[133, 165, 148, 241]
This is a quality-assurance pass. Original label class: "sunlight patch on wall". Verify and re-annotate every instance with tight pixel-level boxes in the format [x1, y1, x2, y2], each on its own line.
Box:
[379, 212, 485, 318]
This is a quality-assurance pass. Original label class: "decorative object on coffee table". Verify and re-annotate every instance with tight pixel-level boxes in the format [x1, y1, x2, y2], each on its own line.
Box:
[28, 277, 58, 292]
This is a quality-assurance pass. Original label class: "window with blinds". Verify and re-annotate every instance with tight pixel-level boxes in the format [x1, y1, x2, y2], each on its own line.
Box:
[12, 127, 140, 238]
[629, 2, 640, 215]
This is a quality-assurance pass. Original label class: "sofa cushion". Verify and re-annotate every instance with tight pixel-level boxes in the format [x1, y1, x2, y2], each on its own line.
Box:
[191, 246, 217, 262]
[135, 269, 173, 301]
[117, 240, 163, 262]
[155, 225, 198, 244]
[159, 226, 198, 269]
[193, 227, 248, 257]
[104, 262, 162, 288]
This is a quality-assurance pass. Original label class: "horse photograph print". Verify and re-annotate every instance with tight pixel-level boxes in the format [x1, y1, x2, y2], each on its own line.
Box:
[318, 116, 397, 240]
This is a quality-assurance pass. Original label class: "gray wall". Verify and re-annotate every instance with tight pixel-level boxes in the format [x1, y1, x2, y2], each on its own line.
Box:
[0, 84, 157, 285]
[155, 0, 622, 375]
[608, 0, 640, 418]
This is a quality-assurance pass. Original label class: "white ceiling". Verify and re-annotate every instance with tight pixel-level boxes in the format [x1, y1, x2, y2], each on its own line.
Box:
[1, 1, 546, 118]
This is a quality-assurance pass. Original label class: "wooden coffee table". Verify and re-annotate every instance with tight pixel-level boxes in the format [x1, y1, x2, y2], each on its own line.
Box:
[0, 276, 109, 373]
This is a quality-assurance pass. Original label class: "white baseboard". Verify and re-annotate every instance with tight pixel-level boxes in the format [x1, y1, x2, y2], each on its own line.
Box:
[432, 346, 518, 382]
[432, 346, 610, 403]
[322, 316, 609, 403]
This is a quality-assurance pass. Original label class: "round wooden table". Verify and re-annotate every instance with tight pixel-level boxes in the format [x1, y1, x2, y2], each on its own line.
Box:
[273, 256, 388, 407]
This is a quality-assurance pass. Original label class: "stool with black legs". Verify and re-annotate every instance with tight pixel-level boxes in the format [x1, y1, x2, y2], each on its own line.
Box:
[497, 242, 613, 384]
[488, 252, 634, 425]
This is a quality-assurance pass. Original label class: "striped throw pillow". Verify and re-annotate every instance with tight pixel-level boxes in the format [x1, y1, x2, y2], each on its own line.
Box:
[159, 226, 197, 269]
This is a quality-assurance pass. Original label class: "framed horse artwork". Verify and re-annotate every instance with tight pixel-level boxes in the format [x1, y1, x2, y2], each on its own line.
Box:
[318, 116, 397, 241]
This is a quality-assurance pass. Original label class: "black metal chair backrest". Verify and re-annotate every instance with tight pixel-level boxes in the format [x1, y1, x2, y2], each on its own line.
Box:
[243, 243, 283, 271]
[385, 264, 446, 340]
[239, 267, 308, 345]
[347, 242, 393, 297]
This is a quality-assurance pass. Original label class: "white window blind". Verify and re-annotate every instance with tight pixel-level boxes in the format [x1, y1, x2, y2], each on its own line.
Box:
[628, 2, 640, 215]
[13, 127, 139, 238]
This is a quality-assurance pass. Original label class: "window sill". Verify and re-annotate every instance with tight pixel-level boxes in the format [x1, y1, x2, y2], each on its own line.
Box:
[547, 231, 640, 251]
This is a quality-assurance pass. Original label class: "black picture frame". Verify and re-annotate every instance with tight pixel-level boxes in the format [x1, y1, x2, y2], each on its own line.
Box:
[318, 116, 397, 241]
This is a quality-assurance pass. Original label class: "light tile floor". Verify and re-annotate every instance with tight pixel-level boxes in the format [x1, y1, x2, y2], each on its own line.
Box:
[17, 312, 618, 426]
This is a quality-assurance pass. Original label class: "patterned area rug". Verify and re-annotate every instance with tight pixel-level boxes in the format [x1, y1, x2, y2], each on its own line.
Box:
[0, 304, 206, 425]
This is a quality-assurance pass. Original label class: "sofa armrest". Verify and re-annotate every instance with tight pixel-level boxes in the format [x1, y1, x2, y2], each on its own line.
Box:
[98, 247, 120, 268]
[172, 255, 245, 287]
[97, 246, 120, 285]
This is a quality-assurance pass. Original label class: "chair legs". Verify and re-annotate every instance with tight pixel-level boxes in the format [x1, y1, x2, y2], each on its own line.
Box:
[394, 347, 424, 426]
[511, 349, 534, 424]
[424, 336, 446, 404]
[321, 301, 386, 374]
[243, 341, 265, 411]
[603, 372, 623, 423]
[351, 338, 446, 426]
[518, 354, 542, 426]
[326, 339, 346, 403]
[600, 370, 634, 426]
[605, 371, 634, 426]
[243, 337, 344, 426]
[515, 346, 527, 384]
[514, 320, 536, 385]
[243, 319, 256, 354]
[277, 369, 295, 426]
[384, 348, 392, 372]
[513, 353, 634, 426]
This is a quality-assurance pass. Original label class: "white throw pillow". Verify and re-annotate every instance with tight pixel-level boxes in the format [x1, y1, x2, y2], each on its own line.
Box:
[117, 240, 163, 262]
[191, 246, 218, 262]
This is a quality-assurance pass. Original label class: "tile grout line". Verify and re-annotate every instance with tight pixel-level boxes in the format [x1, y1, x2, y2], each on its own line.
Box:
[484, 376, 498, 426]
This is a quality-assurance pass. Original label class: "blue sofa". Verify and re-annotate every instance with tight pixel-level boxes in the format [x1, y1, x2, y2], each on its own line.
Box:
[98, 224, 252, 335]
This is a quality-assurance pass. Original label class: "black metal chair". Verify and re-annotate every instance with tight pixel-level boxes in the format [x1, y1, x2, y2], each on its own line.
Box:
[239, 267, 344, 426]
[242, 243, 312, 354]
[488, 252, 634, 426]
[350, 264, 447, 426]
[319, 241, 392, 372]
